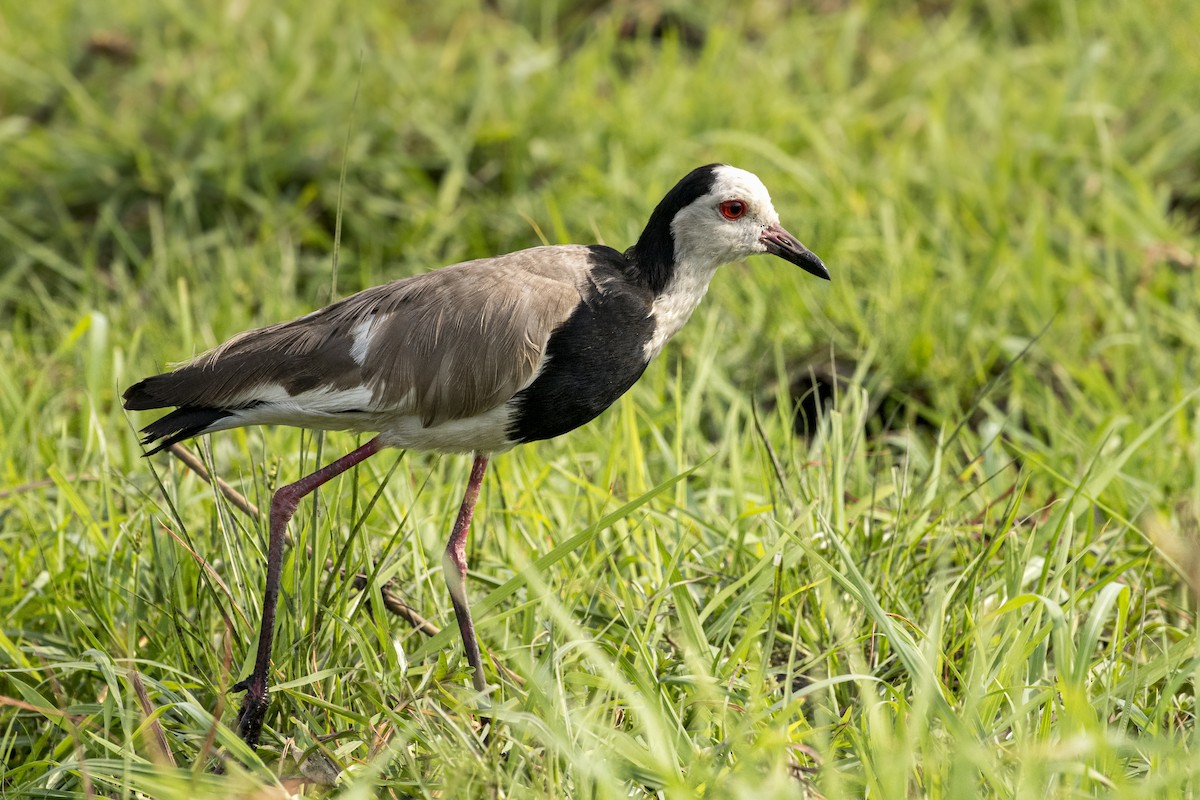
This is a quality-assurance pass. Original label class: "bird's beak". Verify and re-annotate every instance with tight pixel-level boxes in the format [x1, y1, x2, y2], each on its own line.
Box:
[761, 224, 830, 280]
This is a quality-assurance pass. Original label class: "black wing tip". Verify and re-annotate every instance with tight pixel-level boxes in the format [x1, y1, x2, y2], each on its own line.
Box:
[140, 435, 176, 457]
[134, 406, 233, 456]
[124, 371, 235, 453]
[123, 375, 165, 411]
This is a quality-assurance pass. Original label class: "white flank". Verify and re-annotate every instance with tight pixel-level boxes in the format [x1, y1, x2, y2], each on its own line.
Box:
[222, 385, 377, 426]
[375, 404, 517, 454]
[194, 382, 517, 455]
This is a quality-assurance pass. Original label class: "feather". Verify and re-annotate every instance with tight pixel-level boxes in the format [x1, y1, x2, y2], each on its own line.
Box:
[123, 246, 591, 432]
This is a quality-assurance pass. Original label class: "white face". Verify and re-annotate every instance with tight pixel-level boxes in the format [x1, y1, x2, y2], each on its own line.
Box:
[669, 165, 782, 267]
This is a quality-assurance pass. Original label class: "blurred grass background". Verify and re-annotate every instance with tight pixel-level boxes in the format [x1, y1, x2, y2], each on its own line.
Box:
[2, 0, 1199, 797]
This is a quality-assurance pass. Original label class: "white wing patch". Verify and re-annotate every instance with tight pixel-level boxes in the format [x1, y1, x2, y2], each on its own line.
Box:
[349, 316, 377, 366]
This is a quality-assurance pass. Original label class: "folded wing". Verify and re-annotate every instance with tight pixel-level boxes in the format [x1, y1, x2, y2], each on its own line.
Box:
[124, 246, 590, 449]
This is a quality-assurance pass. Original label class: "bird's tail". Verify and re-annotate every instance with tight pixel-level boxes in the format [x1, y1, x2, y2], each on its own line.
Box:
[123, 376, 233, 456]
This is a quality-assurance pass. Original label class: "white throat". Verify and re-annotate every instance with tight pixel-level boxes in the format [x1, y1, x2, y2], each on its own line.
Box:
[642, 255, 720, 361]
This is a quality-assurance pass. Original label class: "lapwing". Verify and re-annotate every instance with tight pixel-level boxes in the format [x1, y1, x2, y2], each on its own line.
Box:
[123, 163, 830, 746]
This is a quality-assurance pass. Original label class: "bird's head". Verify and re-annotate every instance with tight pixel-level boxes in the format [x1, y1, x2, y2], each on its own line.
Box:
[629, 164, 829, 292]
[673, 164, 829, 280]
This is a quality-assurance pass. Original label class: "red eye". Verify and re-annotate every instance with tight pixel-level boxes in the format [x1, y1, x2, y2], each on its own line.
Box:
[719, 199, 747, 220]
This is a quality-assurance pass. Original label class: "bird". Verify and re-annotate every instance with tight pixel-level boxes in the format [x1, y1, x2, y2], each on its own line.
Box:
[123, 163, 829, 747]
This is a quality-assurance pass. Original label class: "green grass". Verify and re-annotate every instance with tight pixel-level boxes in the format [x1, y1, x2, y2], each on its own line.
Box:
[2, 0, 1200, 796]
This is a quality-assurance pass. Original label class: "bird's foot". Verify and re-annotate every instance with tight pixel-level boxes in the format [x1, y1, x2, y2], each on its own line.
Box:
[232, 674, 269, 747]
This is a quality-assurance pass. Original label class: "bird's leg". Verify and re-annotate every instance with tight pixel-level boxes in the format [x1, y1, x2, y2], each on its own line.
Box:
[443, 453, 490, 697]
[233, 435, 385, 747]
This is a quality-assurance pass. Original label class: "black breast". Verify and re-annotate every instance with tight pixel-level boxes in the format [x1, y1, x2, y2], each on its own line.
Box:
[509, 246, 656, 444]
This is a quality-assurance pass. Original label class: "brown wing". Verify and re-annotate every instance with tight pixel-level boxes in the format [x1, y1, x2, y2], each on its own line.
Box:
[125, 246, 590, 426]
[354, 248, 587, 425]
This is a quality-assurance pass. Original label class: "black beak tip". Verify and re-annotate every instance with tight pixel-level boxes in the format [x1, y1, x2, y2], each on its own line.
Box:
[802, 252, 831, 281]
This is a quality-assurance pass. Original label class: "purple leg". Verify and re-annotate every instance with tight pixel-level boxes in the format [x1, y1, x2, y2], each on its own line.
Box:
[443, 453, 490, 695]
[234, 436, 384, 746]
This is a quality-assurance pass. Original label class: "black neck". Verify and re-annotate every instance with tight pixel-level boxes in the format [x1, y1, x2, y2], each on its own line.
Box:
[624, 163, 722, 295]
